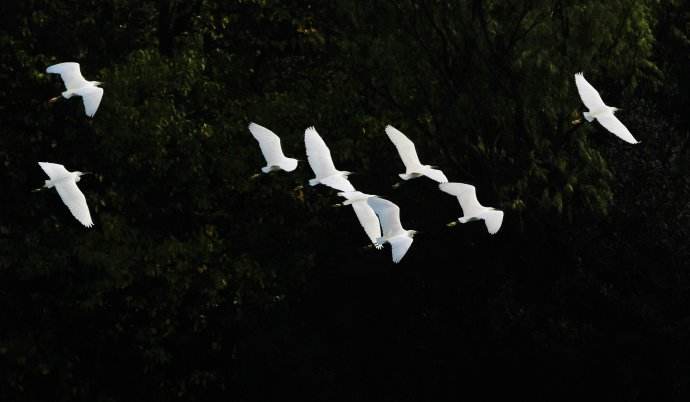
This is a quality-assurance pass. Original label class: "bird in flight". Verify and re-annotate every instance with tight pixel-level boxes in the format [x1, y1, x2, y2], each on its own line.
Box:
[367, 197, 417, 263]
[439, 182, 503, 234]
[304, 127, 355, 192]
[35, 162, 94, 227]
[335, 191, 383, 249]
[248, 122, 299, 176]
[385, 125, 448, 184]
[46, 62, 104, 118]
[574, 72, 639, 144]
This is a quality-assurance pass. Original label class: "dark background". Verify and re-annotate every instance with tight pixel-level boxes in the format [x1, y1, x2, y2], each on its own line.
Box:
[0, 0, 688, 400]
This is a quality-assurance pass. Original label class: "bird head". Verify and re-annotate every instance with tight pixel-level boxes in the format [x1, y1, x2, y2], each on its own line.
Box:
[74, 171, 91, 182]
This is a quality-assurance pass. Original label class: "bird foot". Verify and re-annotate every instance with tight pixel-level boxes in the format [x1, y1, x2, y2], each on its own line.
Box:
[249, 173, 262, 180]
[48, 96, 60, 104]
[31, 187, 45, 193]
[331, 203, 343, 208]
[392, 182, 402, 189]
[571, 118, 582, 125]
[446, 221, 458, 227]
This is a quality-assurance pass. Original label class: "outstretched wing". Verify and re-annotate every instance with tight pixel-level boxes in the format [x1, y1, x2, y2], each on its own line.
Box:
[439, 182, 484, 216]
[351, 201, 382, 247]
[367, 197, 404, 237]
[319, 175, 355, 192]
[38, 162, 69, 180]
[596, 112, 639, 144]
[479, 210, 504, 234]
[389, 235, 414, 263]
[249, 122, 286, 165]
[574, 72, 606, 111]
[74, 86, 103, 117]
[46, 62, 89, 90]
[305, 127, 338, 178]
[385, 125, 423, 171]
[54, 180, 93, 227]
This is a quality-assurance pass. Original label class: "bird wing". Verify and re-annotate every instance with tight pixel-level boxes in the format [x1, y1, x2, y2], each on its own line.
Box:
[46, 62, 89, 90]
[595, 112, 639, 144]
[73, 86, 103, 117]
[385, 125, 423, 171]
[54, 179, 93, 227]
[423, 168, 448, 183]
[38, 162, 70, 180]
[574, 72, 606, 111]
[351, 201, 382, 246]
[367, 197, 404, 237]
[389, 235, 414, 263]
[304, 127, 338, 178]
[319, 175, 355, 192]
[439, 182, 484, 216]
[249, 122, 286, 165]
[478, 210, 504, 234]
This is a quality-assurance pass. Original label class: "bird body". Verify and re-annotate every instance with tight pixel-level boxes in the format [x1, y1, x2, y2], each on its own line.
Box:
[574, 72, 638, 144]
[366, 197, 417, 263]
[337, 191, 382, 248]
[248, 122, 299, 174]
[37, 162, 93, 227]
[46, 62, 103, 117]
[304, 127, 355, 192]
[439, 182, 503, 234]
[385, 125, 448, 183]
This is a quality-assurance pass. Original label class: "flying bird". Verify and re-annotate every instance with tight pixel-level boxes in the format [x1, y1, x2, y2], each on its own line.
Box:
[367, 197, 417, 263]
[248, 122, 299, 175]
[439, 182, 503, 234]
[46, 62, 103, 117]
[385, 125, 448, 184]
[335, 191, 382, 249]
[304, 127, 355, 192]
[35, 162, 93, 227]
[574, 72, 639, 144]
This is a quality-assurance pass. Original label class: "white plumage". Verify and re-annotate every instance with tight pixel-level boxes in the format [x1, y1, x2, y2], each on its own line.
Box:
[304, 127, 355, 192]
[337, 191, 382, 249]
[248, 122, 299, 173]
[366, 197, 417, 263]
[574, 72, 638, 144]
[385, 125, 448, 183]
[46, 62, 103, 117]
[439, 182, 503, 234]
[37, 162, 93, 227]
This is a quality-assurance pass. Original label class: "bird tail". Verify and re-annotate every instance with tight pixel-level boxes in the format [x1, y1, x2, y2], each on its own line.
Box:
[309, 178, 319, 186]
[583, 111, 594, 122]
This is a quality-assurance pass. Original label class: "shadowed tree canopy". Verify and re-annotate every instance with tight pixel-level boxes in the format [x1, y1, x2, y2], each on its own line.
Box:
[0, 0, 688, 400]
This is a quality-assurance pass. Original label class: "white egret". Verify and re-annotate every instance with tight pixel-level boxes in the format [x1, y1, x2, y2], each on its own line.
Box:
[304, 127, 355, 192]
[336, 191, 383, 249]
[439, 182, 503, 234]
[248, 122, 299, 175]
[385, 125, 448, 184]
[46, 62, 103, 117]
[36, 162, 94, 227]
[574, 72, 639, 144]
[367, 197, 417, 263]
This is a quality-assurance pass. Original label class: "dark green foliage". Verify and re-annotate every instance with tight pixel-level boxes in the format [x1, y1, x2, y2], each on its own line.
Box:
[0, 0, 688, 400]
